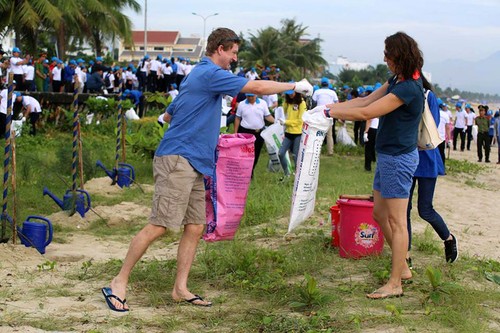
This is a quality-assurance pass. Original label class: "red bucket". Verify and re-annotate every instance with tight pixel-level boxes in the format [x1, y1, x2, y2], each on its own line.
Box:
[337, 198, 384, 258]
[330, 205, 340, 247]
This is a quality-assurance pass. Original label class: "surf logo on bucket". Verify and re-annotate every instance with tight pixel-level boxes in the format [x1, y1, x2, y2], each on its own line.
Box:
[354, 222, 379, 248]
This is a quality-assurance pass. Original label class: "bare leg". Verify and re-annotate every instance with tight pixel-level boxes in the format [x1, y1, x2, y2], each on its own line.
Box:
[109, 224, 166, 310]
[171, 224, 211, 306]
[373, 190, 411, 280]
[369, 192, 411, 298]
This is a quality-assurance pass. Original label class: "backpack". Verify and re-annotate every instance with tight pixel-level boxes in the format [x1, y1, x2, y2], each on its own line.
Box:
[104, 73, 111, 87]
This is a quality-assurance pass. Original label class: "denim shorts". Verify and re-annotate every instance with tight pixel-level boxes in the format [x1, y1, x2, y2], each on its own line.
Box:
[373, 150, 419, 199]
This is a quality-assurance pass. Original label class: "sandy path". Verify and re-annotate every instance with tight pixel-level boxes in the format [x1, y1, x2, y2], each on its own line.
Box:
[411, 144, 500, 260]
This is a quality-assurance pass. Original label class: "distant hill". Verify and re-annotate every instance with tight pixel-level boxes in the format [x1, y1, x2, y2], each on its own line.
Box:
[425, 51, 500, 96]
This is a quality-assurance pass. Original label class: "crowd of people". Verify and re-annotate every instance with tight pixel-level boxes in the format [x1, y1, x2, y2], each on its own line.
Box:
[0, 29, 497, 311]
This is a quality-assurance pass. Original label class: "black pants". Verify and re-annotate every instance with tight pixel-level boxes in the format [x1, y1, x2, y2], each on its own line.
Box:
[13, 74, 24, 91]
[237, 126, 264, 177]
[466, 125, 473, 150]
[364, 128, 376, 171]
[438, 140, 446, 168]
[354, 121, 366, 146]
[477, 132, 490, 161]
[29, 112, 41, 136]
[52, 80, 62, 93]
[453, 127, 466, 151]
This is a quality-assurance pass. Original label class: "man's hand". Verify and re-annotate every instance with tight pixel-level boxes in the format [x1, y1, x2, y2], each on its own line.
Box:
[294, 79, 313, 97]
[363, 132, 369, 142]
[277, 118, 285, 125]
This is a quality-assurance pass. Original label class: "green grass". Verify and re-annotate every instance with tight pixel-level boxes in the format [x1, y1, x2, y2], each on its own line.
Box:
[5, 129, 500, 333]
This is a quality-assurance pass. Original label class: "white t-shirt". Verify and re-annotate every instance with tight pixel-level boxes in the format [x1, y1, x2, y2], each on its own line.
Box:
[10, 56, 25, 74]
[23, 65, 35, 80]
[466, 112, 476, 126]
[438, 110, 451, 140]
[455, 110, 466, 129]
[52, 66, 62, 81]
[168, 89, 179, 100]
[262, 94, 278, 109]
[150, 59, 160, 72]
[162, 64, 173, 76]
[21, 95, 42, 113]
[103, 72, 115, 89]
[312, 88, 339, 106]
[245, 71, 258, 81]
[75, 67, 87, 87]
[184, 63, 193, 76]
[369, 117, 379, 129]
[236, 98, 270, 130]
[0, 89, 14, 114]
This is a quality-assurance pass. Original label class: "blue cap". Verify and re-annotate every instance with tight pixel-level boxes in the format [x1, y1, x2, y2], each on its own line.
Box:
[43, 59, 49, 64]
[357, 87, 365, 94]
[374, 82, 382, 90]
[144, 55, 150, 60]
[313, 84, 319, 91]
[365, 85, 374, 92]
[69, 60, 77, 65]
[14, 91, 21, 98]
[12, 47, 20, 53]
[57, 59, 63, 64]
[245, 93, 255, 97]
[465, 103, 471, 108]
[343, 85, 350, 90]
[171, 83, 177, 89]
[455, 102, 462, 108]
[114, 66, 120, 71]
[77, 58, 84, 63]
[51, 57, 58, 62]
[96, 56, 103, 62]
[321, 77, 329, 85]
[157, 54, 163, 60]
[123, 89, 130, 95]
[89, 60, 95, 65]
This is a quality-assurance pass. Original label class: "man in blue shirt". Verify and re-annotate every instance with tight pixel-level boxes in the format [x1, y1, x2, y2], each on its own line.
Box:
[103, 27, 313, 311]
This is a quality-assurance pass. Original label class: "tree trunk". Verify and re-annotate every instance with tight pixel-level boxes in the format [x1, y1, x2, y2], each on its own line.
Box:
[92, 30, 102, 56]
[56, 23, 67, 60]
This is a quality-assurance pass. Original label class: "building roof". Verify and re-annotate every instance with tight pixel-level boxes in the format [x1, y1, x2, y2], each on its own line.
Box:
[177, 37, 200, 45]
[132, 31, 179, 44]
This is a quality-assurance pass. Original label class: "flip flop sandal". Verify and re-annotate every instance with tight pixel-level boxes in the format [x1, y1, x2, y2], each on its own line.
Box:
[102, 287, 129, 312]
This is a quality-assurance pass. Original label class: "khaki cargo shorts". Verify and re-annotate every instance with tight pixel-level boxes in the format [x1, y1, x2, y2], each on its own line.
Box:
[149, 155, 206, 229]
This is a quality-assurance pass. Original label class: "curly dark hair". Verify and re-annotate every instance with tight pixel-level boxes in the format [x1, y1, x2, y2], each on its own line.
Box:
[384, 32, 423, 80]
[205, 28, 241, 56]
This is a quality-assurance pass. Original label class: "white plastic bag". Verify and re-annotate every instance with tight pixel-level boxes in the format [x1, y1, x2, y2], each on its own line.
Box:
[288, 111, 333, 232]
[261, 123, 292, 174]
[337, 124, 356, 146]
[125, 108, 140, 120]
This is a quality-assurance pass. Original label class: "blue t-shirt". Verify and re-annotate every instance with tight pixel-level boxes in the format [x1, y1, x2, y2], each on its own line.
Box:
[414, 90, 445, 178]
[155, 57, 247, 175]
[376, 76, 424, 155]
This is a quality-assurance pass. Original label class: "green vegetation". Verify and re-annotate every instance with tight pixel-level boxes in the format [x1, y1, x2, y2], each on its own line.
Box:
[2, 128, 499, 332]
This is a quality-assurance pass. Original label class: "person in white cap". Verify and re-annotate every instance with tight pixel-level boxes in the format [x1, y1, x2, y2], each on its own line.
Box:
[103, 27, 312, 312]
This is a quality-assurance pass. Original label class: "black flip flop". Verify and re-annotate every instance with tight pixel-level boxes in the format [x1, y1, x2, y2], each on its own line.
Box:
[185, 294, 212, 307]
[102, 287, 129, 312]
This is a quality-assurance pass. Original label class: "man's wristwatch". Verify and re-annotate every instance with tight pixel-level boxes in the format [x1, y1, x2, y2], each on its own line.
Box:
[324, 107, 331, 118]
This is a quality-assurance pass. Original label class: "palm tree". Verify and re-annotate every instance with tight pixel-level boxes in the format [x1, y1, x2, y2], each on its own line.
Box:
[239, 18, 327, 80]
[0, 0, 61, 54]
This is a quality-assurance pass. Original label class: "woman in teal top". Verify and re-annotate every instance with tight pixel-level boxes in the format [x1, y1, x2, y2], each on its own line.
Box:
[319, 32, 424, 299]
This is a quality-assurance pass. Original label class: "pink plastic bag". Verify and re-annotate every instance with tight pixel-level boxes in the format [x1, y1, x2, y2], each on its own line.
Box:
[204, 133, 256, 242]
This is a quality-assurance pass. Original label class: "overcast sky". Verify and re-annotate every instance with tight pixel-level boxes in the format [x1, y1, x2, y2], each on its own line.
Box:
[124, 0, 500, 67]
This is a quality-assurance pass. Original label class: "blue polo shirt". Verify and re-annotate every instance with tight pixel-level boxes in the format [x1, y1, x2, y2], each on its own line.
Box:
[155, 57, 247, 175]
[414, 90, 445, 178]
[376, 76, 424, 155]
